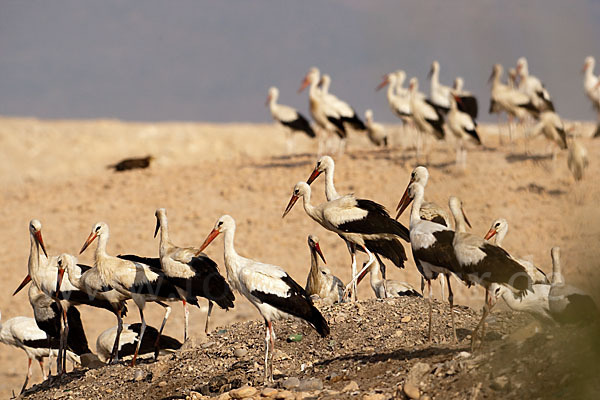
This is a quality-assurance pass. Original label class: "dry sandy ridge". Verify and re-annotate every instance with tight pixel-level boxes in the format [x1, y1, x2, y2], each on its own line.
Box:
[0, 117, 599, 398]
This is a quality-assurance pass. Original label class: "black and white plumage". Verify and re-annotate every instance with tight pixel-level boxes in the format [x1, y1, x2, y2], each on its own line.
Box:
[197, 215, 329, 383]
[319, 74, 366, 131]
[78, 222, 187, 366]
[452, 77, 479, 120]
[409, 77, 445, 140]
[447, 93, 481, 169]
[96, 323, 182, 363]
[377, 70, 412, 123]
[548, 247, 599, 324]
[266, 86, 316, 153]
[489, 64, 540, 121]
[300, 155, 410, 300]
[0, 312, 79, 393]
[154, 208, 235, 337]
[356, 258, 421, 299]
[516, 57, 554, 112]
[304, 235, 344, 305]
[527, 111, 568, 151]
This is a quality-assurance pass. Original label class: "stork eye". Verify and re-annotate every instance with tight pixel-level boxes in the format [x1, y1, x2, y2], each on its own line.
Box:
[95, 226, 100, 232]
[294, 189, 299, 195]
[495, 223, 500, 228]
[218, 221, 223, 227]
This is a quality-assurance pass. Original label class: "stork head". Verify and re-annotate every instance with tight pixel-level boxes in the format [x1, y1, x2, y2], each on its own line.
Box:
[80, 222, 108, 254]
[583, 56, 595, 73]
[198, 215, 234, 253]
[307, 234, 326, 264]
[154, 208, 167, 238]
[408, 77, 418, 92]
[453, 77, 464, 91]
[364, 109, 373, 122]
[266, 86, 278, 106]
[56, 253, 76, 294]
[396, 181, 423, 219]
[410, 166, 429, 187]
[484, 218, 508, 241]
[395, 70, 406, 84]
[516, 57, 527, 76]
[283, 181, 310, 218]
[318, 74, 331, 90]
[489, 64, 502, 84]
[29, 219, 48, 257]
[448, 196, 471, 229]
[306, 155, 334, 185]
[427, 60, 439, 79]
[298, 67, 319, 93]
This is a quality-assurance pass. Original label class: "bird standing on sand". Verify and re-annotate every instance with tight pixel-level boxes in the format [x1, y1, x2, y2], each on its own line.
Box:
[304, 235, 344, 305]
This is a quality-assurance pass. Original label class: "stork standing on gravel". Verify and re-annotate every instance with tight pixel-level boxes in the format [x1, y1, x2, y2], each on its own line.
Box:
[376, 70, 412, 124]
[446, 93, 481, 169]
[300, 155, 410, 300]
[153, 208, 235, 337]
[548, 247, 599, 324]
[304, 235, 344, 305]
[409, 77, 445, 162]
[516, 57, 555, 112]
[78, 222, 189, 366]
[319, 73, 366, 132]
[0, 312, 80, 394]
[526, 111, 568, 159]
[197, 215, 329, 383]
[283, 181, 410, 302]
[266, 86, 316, 153]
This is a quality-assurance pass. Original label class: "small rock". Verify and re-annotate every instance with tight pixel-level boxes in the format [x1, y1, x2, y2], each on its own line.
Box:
[234, 347, 248, 358]
[282, 377, 300, 390]
[275, 390, 295, 399]
[328, 372, 343, 383]
[189, 392, 203, 400]
[216, 393, 231, 400]
[420, 396, 432, 400]
[106, 388, 113, 394]
[456, 351, 471, 359]
[261, 387, 278, 397]
[491, 376, 509, 391]
[362, 393, 386, 400]
[229, 385, 257, 399]
[401, 315, 412, 323]
[158, 381, 167, 388]
[80, 353, 104, 369]
[403, 382, 420, 399]
[294, 392, 308, 400]
[133, 369, 145, 382]
[298, 378, 323, 391]
[342, 380, 359, 393]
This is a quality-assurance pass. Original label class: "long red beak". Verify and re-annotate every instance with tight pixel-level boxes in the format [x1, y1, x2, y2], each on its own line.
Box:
[56, 267, 65, 295]
[484, 227, 497, 241]
[582, 63, 588, 73]
[376, 76, 389, 91]
[80, 231, 97, 254]
[154, 217, 160, 238]
[13, 274, 32, 296]
[298, 76, 310, 93]
[306, 168, 322, 185]
[395, 185, 413, 219]
[34, 231, 48, 257]
[314, 242, 326, 264]
[198, 228, 220, 253]
[356, 264, 371, 286]
[265, 94, 271, 107]
[282, 194, 299, 218]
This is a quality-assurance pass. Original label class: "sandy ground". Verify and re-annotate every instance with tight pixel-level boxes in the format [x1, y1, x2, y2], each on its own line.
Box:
[0, 116, 599, 397]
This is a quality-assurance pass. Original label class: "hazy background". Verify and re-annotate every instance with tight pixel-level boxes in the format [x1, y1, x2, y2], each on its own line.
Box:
[1, 0, 599, 123]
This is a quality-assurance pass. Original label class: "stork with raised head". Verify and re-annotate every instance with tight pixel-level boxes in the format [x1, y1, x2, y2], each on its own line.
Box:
[55, 253, 129, 364]
[452, 76, 479, 120]
[300, 155, 410, 300]
[298, 67, 346, 152]
[376, 70, 412, 123]
[567, 139, 589, 181]
[364, 109, 389, 147]
[78, 222, 188, 366]
[516, 57, 554, 112]
[548, 247, 599, 324]
[582, 56, 600, 136]
[356, 258, 421, 299]
[396, 166, 450, 226]
[483, 218, 549, 284]
[319, 73, 366, 131]
[283, 181, 409, 302]
[0, 312, 79, 394]
[266, 86, 316, 153]
[96, 323, 182, 364]
[305, 235, 344, 305]
[197, 215, 329, 382]
[396, 183, 469, 342]
[447, 93, 482, 169]
[153, 208, 235, 337]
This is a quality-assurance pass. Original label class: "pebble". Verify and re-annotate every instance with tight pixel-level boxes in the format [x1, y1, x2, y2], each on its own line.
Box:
[403, 382, 420, 399]
[275, 390, 295, 399]
[362, 393, 386, 400]
[328, 372, 343, 383]
[490, 375, 509, 391]
[342, 380, 359, 393]
[229, 385, 257, 399]
[234, 347, 248, 358]
[282, 377, 300, 390]
[407, 362, 430, 383]
[216, 393, 232, 400]
[401, 315, 412, 323]
[158, 381, 167, 388]
[133, 369, 145, 382]
[261, 387, 278, 397]
[298, 378, 323, 391]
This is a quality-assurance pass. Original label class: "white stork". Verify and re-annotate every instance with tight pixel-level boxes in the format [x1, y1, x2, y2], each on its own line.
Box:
[582, 56, 600, 136]
[266, 86, 316, 153]
[154, 208, 235, 337]
[548, 247, 599, 324]
[428, 61, 478, 119]
[447, 93, 482, 169]
[282, 182, 409, 301]
[356, 258, 421, 299]
[300, 155, 410, 299]
[304, 234, 344, 305]
[376, 70, 412, 123]
[78, 222, 188, 366]
[527, 111, 568, 159]
[409, 77, 444, 163]
[452, 76, 479, 120]
[364, 109, 389, 147]
[0, 312, 79, 394]
[567, 139, 589, 181]
[197, 215, 329, 382]
[516, 57, 554, 112]
[96, 323, 182, 363]
[483, 218, 549, 284]
[319, 73, 366, 131]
